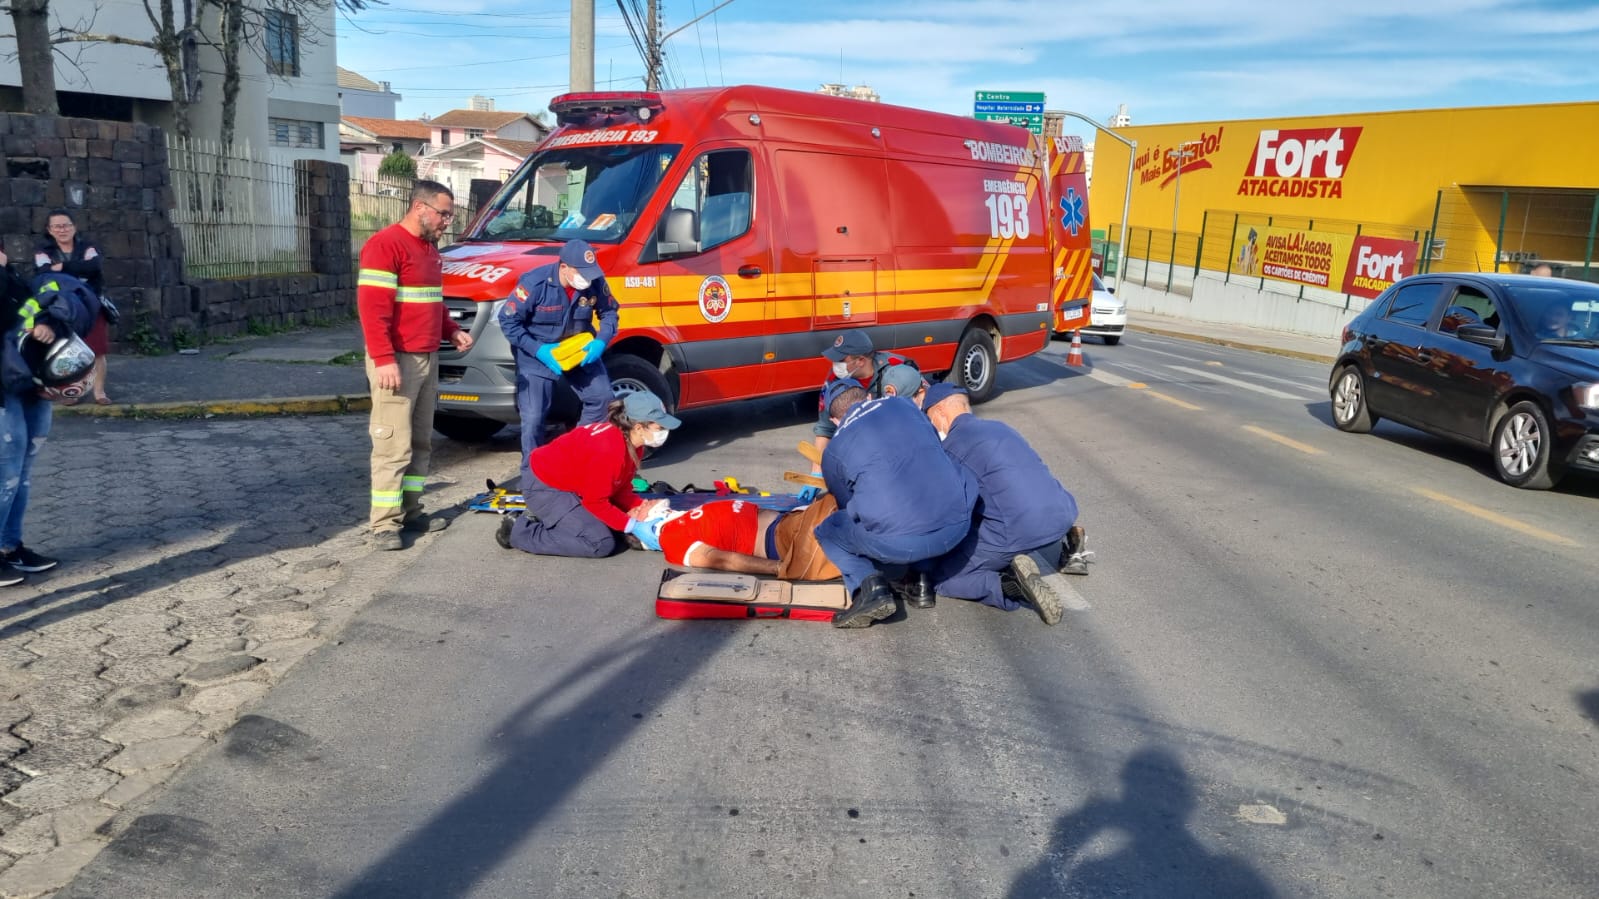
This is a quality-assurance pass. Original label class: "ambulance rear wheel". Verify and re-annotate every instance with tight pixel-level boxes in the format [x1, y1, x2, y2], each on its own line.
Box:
[952, 328, 998, 403]
[606, 353, 677, 411]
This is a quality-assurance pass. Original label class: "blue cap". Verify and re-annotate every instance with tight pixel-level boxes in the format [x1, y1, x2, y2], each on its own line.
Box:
[559, 239, 604, 280]
[822, 377, 865, 411]
[622, 390, 681, 429]
[920, 381, 966, 413]
[822, 329, 874, 362]
[879, 363, 924, 399]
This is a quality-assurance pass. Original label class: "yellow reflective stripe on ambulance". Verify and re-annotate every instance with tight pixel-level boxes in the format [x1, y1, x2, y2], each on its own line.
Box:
[394, 287, 443, 303]
[358, 269, 399, 289]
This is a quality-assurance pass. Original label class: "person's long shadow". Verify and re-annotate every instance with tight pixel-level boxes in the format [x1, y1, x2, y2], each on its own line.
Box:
[1578, 688, 1599, 729]
[321, 621, 738, 898]
[1008, 747, 1276, 899]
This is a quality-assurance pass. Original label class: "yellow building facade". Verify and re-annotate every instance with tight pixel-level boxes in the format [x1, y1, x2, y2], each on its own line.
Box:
[1089, 101, 1599, 280]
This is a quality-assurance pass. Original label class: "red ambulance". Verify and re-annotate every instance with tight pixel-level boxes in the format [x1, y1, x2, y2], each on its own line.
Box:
[431, 85, 1094, 442]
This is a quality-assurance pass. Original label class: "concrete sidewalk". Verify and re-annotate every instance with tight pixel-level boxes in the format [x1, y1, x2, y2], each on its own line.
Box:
[1128, 311, 1341, 363]
[56, 322, 371, 419]
[52, 313, 1340, 421]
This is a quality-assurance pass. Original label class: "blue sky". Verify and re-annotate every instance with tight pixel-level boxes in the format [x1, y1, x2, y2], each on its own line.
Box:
[336, 0, 1599, 136]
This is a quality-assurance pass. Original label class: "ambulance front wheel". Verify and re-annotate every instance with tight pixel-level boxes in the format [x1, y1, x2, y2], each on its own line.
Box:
[606, 353, 678, 412]
[951, 328, 997, 403]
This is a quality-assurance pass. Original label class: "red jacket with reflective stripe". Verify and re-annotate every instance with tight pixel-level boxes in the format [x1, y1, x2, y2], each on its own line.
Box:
[357, 224, 459, 365]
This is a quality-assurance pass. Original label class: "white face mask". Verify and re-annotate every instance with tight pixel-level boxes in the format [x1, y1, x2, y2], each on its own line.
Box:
[831, 361, 851, 379]
[644, 426, 669, 448]
[568, 272, 591, 291]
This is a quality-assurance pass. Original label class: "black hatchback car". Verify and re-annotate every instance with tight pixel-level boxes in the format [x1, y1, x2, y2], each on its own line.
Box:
[1329, 273, 1599, 488]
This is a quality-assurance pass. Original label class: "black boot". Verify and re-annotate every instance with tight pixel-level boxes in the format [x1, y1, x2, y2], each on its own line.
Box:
[495, 513, 518, 550]
[895, 571, 936, 609]
[832, 574, 897, 629]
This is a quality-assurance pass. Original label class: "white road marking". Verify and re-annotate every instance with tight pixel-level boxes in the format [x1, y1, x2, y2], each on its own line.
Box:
[1164, 365, 1305, 400]
[1105, 360, 1227, 393]
[1229, 367, 1328, 392]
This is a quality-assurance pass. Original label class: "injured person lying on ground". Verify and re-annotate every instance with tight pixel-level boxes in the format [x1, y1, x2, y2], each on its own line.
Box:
[628, 495, 842, 581]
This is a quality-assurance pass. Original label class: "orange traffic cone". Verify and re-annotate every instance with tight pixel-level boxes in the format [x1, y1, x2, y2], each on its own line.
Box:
[1066, 330, 1084, 367]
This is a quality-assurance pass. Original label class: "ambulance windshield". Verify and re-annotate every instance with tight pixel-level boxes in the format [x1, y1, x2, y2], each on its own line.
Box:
[472, 143, 681, 244]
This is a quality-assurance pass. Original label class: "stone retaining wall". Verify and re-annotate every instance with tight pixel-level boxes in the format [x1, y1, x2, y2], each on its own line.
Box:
[0, 112, 356, 350]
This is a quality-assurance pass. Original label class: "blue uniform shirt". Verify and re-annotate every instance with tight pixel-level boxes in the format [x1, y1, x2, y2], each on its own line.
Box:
[822, 396, 976, 539]
[939, 413, 1077, 552]
[498, 260, 619, 379]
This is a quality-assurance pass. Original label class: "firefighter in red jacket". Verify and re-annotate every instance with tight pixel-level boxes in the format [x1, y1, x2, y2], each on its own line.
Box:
[495, 390, 681, 558]
[357, 180, 474, 551]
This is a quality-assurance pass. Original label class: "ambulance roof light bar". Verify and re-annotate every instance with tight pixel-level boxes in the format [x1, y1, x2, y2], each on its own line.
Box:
[549, 92, 666, 127]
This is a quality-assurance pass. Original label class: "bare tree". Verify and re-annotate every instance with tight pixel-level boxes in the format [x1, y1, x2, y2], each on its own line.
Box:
[52, 0, 203, 138]
[5, 0, 60, 114]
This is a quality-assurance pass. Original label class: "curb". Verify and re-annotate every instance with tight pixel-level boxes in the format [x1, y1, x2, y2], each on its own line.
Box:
[1128, 324, 1337, 365]
[54, 394, 373, 420]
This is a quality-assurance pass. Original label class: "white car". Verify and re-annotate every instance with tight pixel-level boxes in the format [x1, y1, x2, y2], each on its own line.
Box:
[1081, 272, 1128, 345]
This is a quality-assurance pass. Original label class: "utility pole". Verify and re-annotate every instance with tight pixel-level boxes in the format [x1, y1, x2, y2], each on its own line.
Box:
[646, 0, 660, 91]
[570, 0, 594, 91]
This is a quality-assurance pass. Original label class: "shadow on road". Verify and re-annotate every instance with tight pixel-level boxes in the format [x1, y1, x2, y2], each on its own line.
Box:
[325, 622, 738, 898]
[1578, 688, 1599, 729]
[1007, 746, 1276, 899]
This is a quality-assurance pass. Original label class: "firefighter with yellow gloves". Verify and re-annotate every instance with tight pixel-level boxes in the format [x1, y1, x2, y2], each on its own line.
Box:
[499, 239, 620, 487]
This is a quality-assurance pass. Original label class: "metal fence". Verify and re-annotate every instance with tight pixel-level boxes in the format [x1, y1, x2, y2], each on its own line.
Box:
[166, 136, 312, 279]
[350, 178, 468, 261]
[1429, 187, 1599, 281]
[1098, 210, 1432, 308]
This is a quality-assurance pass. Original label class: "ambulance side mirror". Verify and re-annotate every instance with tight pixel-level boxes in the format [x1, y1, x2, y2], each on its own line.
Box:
[654, 207, 700, 258]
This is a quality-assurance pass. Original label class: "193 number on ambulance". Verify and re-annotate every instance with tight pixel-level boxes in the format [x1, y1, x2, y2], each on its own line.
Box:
[984, 193, 1031, 240]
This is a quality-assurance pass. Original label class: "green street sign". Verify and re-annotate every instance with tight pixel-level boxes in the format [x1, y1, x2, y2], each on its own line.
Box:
[975, 91, 1045, 104]
[974, 112, 1044, 135]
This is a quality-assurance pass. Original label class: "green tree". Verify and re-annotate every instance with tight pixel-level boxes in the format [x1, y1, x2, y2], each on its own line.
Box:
[378, 150, 417, 181]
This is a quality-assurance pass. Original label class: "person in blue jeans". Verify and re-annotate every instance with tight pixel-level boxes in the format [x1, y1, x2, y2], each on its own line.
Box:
[814, 381, 977, 629]
[0, 252, 62, 586]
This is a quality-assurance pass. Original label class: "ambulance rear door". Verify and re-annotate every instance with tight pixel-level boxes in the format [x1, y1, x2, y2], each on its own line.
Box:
[1047, 135, 1094, 333]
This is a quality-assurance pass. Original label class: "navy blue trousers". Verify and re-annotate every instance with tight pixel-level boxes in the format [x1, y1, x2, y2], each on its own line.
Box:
[813, 510, 971, 594]
[507, 479, 622, 558]
[929, 530, 1062, 611]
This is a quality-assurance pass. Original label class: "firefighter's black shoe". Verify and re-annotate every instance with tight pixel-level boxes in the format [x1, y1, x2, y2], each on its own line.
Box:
[402, 512, 449, 534]
[895, 571, 936, 609]
[495, 513, 518, 550]
[372, 530, 404, 552]
[1010, 553, 1064, 626]
[0, 545, 57, 573]
[833, 575, 897, 629]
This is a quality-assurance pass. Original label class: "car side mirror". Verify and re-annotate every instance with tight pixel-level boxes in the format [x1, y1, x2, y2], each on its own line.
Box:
[654, 207, 699, 258]
[1456, 324, 1505, 351]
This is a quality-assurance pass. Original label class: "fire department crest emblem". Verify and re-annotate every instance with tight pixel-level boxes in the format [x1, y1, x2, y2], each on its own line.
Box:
[698, 275, 732, 323]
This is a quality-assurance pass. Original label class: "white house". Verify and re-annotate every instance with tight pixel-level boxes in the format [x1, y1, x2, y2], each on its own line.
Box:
[0, 0, 340, 164]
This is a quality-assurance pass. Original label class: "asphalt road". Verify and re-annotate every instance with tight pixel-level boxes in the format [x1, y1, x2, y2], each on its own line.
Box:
[62, 332, 1599, 898]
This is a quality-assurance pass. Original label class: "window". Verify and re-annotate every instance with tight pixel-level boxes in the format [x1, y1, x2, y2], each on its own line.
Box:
[653, 149, 754, 256]
[269, 117, 323, 149]
[265, 10, 300, 77]
[438, 130, 451, 147]
[1383, 282, 1444, 327]
[466, 128, 485, 140]
[474, 142, 681, 243]
[1439, 287, 1498, 335]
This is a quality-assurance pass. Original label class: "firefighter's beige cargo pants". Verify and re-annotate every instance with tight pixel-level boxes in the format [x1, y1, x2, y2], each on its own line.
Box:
[366, 352, 437, 532]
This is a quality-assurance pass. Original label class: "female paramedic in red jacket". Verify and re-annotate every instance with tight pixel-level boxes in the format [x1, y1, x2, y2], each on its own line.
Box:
[494, 390, 680, 558]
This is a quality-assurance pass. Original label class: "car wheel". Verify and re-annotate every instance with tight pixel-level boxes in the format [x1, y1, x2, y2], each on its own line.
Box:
[1330, 366, 1377, 433]
[433, 414, 505, 443]
[1103, 335, 1121, 346]
[952, 328, 998, 403]
[606, 353, 677, 410]
[1492, 401, 1563, 489]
